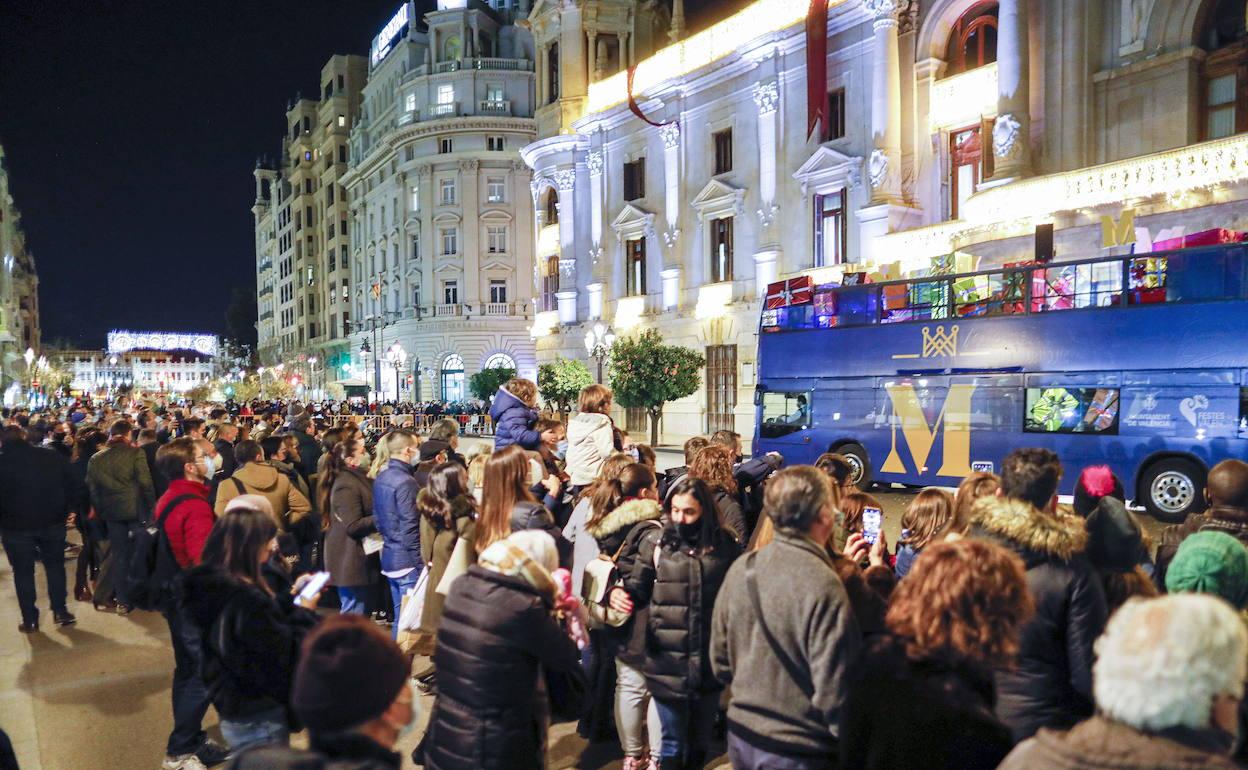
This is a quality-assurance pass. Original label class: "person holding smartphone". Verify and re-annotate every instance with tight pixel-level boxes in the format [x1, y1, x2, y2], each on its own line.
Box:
[180, 504, 322, 754]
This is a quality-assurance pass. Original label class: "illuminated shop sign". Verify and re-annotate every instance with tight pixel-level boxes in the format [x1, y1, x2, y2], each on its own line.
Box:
[107, 330, 219, 357]
[370, 3, 410, 68]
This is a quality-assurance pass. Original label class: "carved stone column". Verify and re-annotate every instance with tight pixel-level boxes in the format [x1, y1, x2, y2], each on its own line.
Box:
[863, 0, 903, 204]
[991, 0, 1031, 180]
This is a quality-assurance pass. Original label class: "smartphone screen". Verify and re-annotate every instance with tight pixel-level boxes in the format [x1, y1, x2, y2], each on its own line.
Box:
[297, 571, 331, 605]
[862, 506, 883, 545]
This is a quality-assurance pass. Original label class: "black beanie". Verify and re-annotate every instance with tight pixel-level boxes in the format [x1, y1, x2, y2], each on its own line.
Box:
[292, 615, 410, 733]
[1085, 496, 1146, 573]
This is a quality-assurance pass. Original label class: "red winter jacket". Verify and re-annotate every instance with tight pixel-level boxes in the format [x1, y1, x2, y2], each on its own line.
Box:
[157, 479, 216, 569]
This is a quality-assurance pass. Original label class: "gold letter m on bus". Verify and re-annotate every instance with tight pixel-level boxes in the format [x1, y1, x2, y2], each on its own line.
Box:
[881, 383, 976, 478]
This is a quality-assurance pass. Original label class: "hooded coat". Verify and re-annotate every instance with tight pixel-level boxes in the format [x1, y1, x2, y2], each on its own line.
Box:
[969, 496, 1109, 743]
[586, 498, 664, 666]
[489, 388, 541, 451]
[179, 566, 319, 722]
[214, 461, 312, 529]
[419, 565, 582, 770]
[565, 412, 616, 487]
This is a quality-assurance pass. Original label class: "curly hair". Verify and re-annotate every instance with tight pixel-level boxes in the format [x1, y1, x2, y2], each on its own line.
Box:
[688, 443, 738, 495]
[886, 539, 1033, 667]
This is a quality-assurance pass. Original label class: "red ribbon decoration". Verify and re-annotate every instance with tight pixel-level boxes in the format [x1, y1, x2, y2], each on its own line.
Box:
[806, 0, 829, 139]
[627, 64, 676, 129]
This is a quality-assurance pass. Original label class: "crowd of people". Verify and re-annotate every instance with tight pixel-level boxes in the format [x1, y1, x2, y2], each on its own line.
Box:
[3, 377, 1248, 770]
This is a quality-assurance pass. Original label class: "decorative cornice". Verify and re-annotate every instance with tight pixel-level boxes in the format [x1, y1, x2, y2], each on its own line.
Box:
[459, 159, 480, 172]
[752, 80, 779, 116]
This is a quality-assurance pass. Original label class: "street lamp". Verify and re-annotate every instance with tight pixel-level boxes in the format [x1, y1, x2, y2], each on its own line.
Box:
[584, 323, 616, 383]
[360, 339, 374, 404]
[307, 357, 318, 400]
[384, 342, 407, 403]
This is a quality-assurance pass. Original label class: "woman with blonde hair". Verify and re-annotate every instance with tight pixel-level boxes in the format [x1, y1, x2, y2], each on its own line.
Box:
[895, 488, 955, 578]
[476, 445, 568, 564]
[687, 443, 747, 542]
[566, 383, 619, 490]
[840, 538, 1034, 770]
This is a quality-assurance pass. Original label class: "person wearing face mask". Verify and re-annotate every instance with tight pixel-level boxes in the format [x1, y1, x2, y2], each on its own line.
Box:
[998, 593, 1246, 770]
[227, 614, 414, 770]
[153, 438, 230, 770]
[371, 430, 424, 638]
[180, 505, 322, 755]
[320, 438, 376, 616]
[612, 476, 743, 770]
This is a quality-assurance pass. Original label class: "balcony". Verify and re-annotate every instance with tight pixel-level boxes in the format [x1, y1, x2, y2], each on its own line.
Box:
[484, 302, 513, 316]
[435, 304, 463, 317]
[429, 102, 460, 119]
[478, 99, 512, 116]
[471, 58, 533, 72]
[259, 285, 273, 297]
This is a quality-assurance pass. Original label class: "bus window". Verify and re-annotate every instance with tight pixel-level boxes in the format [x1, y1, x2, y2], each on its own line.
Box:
[1240, 387, 1248, 439]
[1032, 262, 1122, 312]
[952, 272, 1016, 318]
[760, 391, 810, 438]
[1025, 386, 1120, 434]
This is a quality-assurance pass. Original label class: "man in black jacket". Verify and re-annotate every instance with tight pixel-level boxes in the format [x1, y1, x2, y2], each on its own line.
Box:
[0, 425, 78, 632]
[968, 447, 1109, 743]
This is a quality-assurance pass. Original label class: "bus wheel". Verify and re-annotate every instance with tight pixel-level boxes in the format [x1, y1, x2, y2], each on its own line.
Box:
[1140, 458, 1203, 523]
[838, 443, 873, 491]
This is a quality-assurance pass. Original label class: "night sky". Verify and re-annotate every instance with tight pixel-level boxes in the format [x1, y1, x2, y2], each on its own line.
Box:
[0, 0, 725, 348]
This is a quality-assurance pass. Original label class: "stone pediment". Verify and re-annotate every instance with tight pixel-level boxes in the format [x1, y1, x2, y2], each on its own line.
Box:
[793, 146, 863, 195]
[610, 203, 656, 243]
[689, 179, 745, 222]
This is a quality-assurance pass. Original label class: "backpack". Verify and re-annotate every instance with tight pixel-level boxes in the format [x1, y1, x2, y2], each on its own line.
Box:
[582, 520, 661, 629]
[125, 494, 197, 612]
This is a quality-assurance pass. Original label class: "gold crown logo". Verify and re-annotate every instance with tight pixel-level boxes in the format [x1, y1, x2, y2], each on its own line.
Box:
[922, 324, 959, 357]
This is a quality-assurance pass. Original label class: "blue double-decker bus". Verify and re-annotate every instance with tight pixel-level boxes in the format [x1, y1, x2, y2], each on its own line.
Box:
[753, 242, 1248, 521]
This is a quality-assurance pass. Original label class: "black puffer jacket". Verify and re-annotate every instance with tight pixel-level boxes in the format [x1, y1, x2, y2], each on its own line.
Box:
[969, 497, 1108, 743]
[227, 733, 400, 770]
[586, 498, 664, 667]
[625, 522, 742, 701]
[179, 565, 320, 722]
[509, 500, 571, 567]
[420, 565, 583, 770]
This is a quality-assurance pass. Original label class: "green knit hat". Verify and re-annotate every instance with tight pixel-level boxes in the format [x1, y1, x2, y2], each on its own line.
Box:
[1165, 531, 1248, 609]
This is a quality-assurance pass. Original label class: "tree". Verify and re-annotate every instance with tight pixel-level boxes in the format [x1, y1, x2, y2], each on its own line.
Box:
[538, 358, 593, 414]
[609, 329, 705, 446]
[468, 366, 515, 405]
[233, 377, 261, 403]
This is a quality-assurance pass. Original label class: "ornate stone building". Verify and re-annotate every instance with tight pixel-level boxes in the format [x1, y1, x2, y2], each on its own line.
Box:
[339, 0, 540, 401]
[0, 142, 41, 398]
[254, 54, 369, 388]
[523, 0, 1248, 444]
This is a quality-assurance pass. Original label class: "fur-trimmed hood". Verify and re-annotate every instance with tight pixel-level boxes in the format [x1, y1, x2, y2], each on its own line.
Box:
[969, 495, 1089, 563]
[586, 498, 662, 540]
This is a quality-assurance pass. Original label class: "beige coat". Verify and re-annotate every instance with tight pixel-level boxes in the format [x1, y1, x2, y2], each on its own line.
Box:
[214, 461, 311, 529]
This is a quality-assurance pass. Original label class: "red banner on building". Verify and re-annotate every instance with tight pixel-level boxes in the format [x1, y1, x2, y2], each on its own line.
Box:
[806, 0, 829, 139]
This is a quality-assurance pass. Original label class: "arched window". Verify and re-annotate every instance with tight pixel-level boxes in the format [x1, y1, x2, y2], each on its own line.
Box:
[483, 352, 516, 371]
[1201, 0, 1248, 140]
[944, 2, 998, 76]
[440, 353, 465, 402]
[543, 188, 559, 225]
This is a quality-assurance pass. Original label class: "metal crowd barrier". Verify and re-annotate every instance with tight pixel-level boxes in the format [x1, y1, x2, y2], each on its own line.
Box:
[325, 413, 493, 436]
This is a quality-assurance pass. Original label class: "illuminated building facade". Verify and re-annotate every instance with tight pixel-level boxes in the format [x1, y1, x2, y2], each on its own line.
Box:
[339, 0, 541, 402]
[0, 143, 41, 394]
[523, 0, 1248, 444]
[60, 331, 220, 396]
[254, 55, 369, 374]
